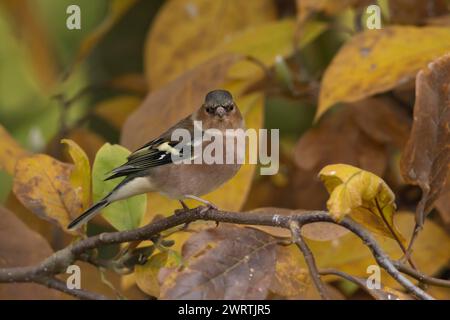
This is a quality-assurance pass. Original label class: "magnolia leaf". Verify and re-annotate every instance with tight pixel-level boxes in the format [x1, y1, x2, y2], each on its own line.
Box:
[160, 225, 278, 299]
[316, 26, 450, 120]
[135, 251, 180, 298]
[13, 154, 82, 232]
[145, 0, 277, 88]
[135, 252, 168, 298]
[92, 143, 146, 231]
[61, 139, 91, 210]
[0, 124, 29, 175]
[319, 164, 405, 242]
[269, 246, 311, 298]
[400, 54, 450, 227]
[0, 206, 63, 299]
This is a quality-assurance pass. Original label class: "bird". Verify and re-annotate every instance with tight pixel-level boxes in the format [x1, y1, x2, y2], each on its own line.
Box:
[68, 89, 245, 230]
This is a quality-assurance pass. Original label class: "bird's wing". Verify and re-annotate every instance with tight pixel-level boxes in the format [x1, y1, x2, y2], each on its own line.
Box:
[105, 117, 195, 180]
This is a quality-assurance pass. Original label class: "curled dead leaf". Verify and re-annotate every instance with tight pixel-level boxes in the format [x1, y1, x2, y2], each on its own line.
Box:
[400, 53, 450, 226]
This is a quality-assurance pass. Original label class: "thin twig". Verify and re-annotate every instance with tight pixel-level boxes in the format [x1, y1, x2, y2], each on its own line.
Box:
[393, 261, 450, 288]
[290, 221, 330, 300]
[36, 276, 109, 300]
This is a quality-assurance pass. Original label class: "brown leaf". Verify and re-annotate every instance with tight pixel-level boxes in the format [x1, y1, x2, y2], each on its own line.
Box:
[13, 154, 83, 231]
[0, 206, 63, 299]
[295, 100, 394, 175]
[400, 54, 450, 226]
[121, 53, 242, 151]
[160, 225, 278, 299]
[389, 0, 448, 25]
[435, 177, 450, 226]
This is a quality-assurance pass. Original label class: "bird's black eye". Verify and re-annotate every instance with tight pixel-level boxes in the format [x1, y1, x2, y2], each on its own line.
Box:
[206, 107, 214, 114]
[227, 104, 234, 112]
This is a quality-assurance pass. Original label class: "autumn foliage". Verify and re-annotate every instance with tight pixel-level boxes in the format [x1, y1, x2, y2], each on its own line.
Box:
[0, 0, 450, 300]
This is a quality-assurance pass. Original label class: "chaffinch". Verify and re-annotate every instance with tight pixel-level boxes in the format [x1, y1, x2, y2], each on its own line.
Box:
[68, 89, 244, 230]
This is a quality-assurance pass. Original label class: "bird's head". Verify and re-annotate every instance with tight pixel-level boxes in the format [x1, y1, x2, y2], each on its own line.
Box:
[196, 90, 242, 130]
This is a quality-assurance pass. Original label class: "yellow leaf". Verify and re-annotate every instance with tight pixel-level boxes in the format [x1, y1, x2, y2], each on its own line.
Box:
[61, 139, 91, 210]
[0, 124, 29, 175]
[145, 0, 277, 88]
[135, 252, 168, 298]
[316, 26, 450, 120]
[270, 246, 311, 297]
[94, 96, 142, 129]
[319, 164, 405, 242]
[12, 154, 82, 232]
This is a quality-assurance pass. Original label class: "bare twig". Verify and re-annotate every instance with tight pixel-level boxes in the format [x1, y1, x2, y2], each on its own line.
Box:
[36, 277, 108, 300]
[393, 261, 450, 288]
[290, 221, 330, 300]
[0, 207, 435, 300]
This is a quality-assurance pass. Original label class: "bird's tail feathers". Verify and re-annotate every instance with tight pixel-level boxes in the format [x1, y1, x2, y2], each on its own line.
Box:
[67, 199, 109, 230]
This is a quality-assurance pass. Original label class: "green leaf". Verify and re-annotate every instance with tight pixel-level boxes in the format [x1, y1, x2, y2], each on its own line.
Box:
[92, 143, 146, 231]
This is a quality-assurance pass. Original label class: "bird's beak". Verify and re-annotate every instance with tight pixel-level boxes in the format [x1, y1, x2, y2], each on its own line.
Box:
[215, 106, 226, 118]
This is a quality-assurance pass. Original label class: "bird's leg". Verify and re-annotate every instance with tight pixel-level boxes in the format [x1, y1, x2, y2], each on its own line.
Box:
[184, 195, 218, 210]
[184, 195, 219, 227]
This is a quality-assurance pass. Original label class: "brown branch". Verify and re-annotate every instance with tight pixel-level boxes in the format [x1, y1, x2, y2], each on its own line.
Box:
[290, 221, 330, 300]
[0, 207, 435, 300]
[319, 268, 384, 300]
[36, 276, 109, 300]
[393, 261, 450, 288]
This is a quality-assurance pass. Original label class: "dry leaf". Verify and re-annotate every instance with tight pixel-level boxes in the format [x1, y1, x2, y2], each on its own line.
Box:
[400, 54, 450, 226]
[13, 154, 82, 232]
[319, 164, 405, 243]
[160, 225, 278, 299]
[316, 26, 450, 120]
[0, 206, 63, 299]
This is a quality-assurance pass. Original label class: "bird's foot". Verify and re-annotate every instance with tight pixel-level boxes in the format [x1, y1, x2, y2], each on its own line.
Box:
[184, 195, 218, 211]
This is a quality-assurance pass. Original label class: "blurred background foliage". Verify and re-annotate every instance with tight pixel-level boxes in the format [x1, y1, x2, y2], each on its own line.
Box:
[1, 0, 450, 300]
